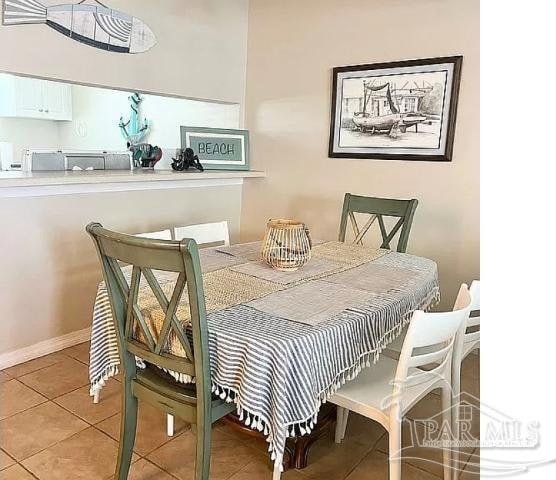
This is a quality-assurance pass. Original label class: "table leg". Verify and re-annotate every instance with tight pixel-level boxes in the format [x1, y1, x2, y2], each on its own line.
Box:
[222, 403, 336, 470]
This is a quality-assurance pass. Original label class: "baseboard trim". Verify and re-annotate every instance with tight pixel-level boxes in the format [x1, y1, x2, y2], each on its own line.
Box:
[0, 327, 91, 370]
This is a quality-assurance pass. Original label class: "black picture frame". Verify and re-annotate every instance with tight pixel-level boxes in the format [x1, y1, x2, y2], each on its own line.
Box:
[328, 56, 463, 162]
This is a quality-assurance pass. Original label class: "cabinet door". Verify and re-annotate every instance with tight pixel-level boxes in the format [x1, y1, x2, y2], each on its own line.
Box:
[42, 81, 72, 121]
[14, 77, 45, 119]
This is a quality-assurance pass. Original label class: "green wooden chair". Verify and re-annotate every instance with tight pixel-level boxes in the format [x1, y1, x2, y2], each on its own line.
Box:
[338, 193, 418, 253]
[87, 223, 235, 480]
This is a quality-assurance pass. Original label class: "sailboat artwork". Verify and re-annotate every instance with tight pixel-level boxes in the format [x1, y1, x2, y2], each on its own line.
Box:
[2, 0, 157, 54]
[329, 56, 462, 161]
[351, 82, 429, 138]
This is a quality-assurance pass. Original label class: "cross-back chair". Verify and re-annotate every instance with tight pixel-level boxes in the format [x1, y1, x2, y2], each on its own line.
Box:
[338, 193, 418, 253]
[87, 223, 234, 480]
[330, 291, 471, 480]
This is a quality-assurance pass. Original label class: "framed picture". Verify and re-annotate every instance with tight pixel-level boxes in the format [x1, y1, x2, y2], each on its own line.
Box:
[180, 126, 250, 170]
[329, 56, 463, 161]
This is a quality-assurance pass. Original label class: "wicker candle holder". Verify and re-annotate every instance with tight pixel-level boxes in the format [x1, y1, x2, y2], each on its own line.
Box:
[261, 219, 312, 272]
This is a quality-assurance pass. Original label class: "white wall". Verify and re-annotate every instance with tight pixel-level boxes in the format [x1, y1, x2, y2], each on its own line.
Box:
[57, 84, 241, 167]
[0, 117, 60, 167]
[1, 80, 241, 169]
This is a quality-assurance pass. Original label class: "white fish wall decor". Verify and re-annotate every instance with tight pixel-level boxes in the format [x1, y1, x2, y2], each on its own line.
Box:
[2, 0, 157, 54]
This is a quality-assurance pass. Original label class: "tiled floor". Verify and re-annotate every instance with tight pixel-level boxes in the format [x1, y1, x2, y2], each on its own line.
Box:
[0, 344, 480, 479]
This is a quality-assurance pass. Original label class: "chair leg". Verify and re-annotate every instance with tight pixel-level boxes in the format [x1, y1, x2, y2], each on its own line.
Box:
[388, 421, 402, 480]
[166, 414, 175, 437]
[115, 383, 138, 480]
[194, 420, 211, 480]
[451, 363, 462, 480]
[93, 391, 100, 404]
[341, 409, 349, 440]
[335, 407, 349, 444]
[441, 385, 453, 480]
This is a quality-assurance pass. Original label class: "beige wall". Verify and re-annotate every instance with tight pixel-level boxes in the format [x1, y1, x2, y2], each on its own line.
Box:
[0, 0, 248, 104]
[242, 0, 479, 308]
[0, 185, 243, 354]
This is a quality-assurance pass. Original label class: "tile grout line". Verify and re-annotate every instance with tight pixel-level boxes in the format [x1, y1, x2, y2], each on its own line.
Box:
[342, 431, 387, 479]
[3, 352, 76, 378]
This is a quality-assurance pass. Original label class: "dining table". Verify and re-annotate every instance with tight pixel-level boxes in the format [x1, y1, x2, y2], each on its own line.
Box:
[88, 239, 439, 472]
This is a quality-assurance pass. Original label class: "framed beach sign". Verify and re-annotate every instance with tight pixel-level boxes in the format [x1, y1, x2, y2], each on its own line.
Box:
[329, 56, 463, 161]
[180, 126, 250, 171]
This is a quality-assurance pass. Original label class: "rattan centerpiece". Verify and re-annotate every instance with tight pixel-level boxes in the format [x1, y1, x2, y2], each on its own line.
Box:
[261, 219, 312, 271]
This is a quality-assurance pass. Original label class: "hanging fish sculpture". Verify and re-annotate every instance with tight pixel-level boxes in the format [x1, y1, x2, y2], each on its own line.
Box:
[2, 0, 157, 54]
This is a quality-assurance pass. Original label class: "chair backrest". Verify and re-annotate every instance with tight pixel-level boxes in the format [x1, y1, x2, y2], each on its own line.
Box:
[393, 289, 471, 399]
[134, 229, 173, 241]
[338, 193, 418, 253]
[86, 222, 211, 398]
[453, 280, 480, 351]
[174, 221, 230, 247]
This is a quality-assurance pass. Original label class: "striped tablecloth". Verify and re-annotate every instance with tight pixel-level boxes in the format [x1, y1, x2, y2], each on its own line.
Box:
[89, 241, 439, 471]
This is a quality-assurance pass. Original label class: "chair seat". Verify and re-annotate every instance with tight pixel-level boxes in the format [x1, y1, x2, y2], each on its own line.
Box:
[134, 366, 235, 421]
[330, 356, 440, 426]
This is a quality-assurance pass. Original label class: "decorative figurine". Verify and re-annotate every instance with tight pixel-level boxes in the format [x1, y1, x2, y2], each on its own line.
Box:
[119, 93, 150, 147]
[171, 148, 204, 172]
[130, 143, 162, 168]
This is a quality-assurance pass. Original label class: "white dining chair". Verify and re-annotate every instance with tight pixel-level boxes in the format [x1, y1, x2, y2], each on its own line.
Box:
[133, 229, 173, 240]
[382, 282, 480, 478]
[173, 221, 230, 247]
[385, 280, 480, 362]
[450, 281, 480, 480]
[329, 293, 471, 480]
[166, 221, 230, 437]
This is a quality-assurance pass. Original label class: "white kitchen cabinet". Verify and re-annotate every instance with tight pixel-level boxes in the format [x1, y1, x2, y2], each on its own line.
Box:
[0, 73, 72, 121]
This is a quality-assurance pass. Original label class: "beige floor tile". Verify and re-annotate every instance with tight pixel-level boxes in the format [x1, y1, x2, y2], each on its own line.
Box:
[0, 372, 11, 384]
[459, 448, 479, 478]
[228, 453, 309, 480]
[0, 464, 36, 480]
[148, 428, 258, 480]
[0, 380, 47, 420]
[0, 450, 15, 471]
[96, 402, 189, 456]
[4, 353, 68, 378]
[18, 357, 89, 399]
[299, 413, 384, 480]
[461, 356, 480, 400]
[117, 458, 177, 480]
[214, 420, 269, 455]
[346, 450, 438, 480]
[61, 342, 91, 365]
[22, 427, 134, 480]
[0, 402, 88, 461]
[55, 381, 121, 425]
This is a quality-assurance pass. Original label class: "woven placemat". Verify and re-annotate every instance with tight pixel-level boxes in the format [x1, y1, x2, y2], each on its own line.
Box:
[135, 268, 284, 356]
[312, 241, 389, 266]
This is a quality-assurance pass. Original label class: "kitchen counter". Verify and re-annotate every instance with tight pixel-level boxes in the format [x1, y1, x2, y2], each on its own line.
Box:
[0, 169, 266, 187]
[0, 169, 266, 198]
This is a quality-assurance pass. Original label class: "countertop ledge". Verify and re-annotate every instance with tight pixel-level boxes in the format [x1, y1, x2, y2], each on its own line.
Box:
[0, 169, 266, 188]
